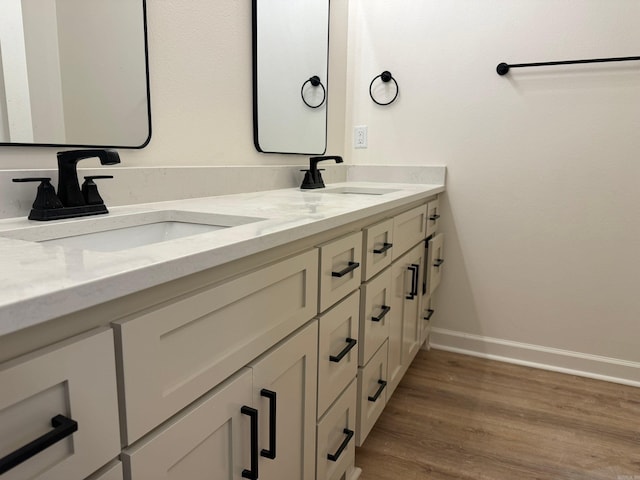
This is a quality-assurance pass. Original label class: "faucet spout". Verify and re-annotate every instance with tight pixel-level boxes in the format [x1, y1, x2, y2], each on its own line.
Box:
[57, 149, 120, 206]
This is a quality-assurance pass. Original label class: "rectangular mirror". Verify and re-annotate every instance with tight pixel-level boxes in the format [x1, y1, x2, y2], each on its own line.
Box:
[0, 0, 151, 148]
[253, 0, 329, 155]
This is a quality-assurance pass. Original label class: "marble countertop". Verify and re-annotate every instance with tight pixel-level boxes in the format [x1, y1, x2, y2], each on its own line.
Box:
[0, 181, 444, 336]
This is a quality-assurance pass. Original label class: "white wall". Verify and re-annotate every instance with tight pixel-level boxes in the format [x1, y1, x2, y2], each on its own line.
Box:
[347, 0, 640, 373]
[0, 0, 347, 168]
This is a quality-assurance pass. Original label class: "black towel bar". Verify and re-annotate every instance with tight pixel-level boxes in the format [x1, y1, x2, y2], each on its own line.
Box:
[497, 56, 640, 75]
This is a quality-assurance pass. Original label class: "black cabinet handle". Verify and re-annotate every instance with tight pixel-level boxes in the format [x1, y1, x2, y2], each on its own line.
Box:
[424, 309, 435, 321]
[406, 264, 420, 300]
[332, 262, 360, 278]
[429, 214, 440, 221]
[371, 305, 391, 322]
[367, 380, 388, 402]
[0, 414, 78, 475]
[327, 428, 354, 462]
[433, 259, 444, 268]
[329, 338, 357, 363]
[406, 265, 417, 300]
[260, 389, 277, 460]
[241, 406, 259, 479]
[372, 242, 393, 254]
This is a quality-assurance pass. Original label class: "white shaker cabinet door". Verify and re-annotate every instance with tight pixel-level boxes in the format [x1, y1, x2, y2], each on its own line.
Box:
[249, 321, 318, 480]
[122, 369, 254, 480]
[387, 244, 424, 398]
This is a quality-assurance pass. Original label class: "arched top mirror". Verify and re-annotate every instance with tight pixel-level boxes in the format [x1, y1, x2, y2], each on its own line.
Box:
[253, 0, 329, 155]
[0, 0, 151, 149]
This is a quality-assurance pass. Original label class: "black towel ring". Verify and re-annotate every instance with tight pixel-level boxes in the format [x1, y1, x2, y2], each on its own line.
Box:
[301, 76, 326, 109]
[369, 71, 399, 106]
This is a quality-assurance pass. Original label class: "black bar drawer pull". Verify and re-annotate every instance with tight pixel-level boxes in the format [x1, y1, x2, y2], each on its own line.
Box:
[424, 309, 435, 321]
[367, 380, 388, 402]
[372, 242, 393, 254]
[406, 265, 417, 299]
[433, 259, 444, 267]
[260, 389, 277, 460]
[429, 214, 440, 221]
[406, 264, 420, 300]
[0, 414, 78, 475]
[332, 261, 360, 278]
[327, 428, 354, 462]
[329, 338, 357, 363]
[371, 305, 391, 322]
[241, 406, 259, 479]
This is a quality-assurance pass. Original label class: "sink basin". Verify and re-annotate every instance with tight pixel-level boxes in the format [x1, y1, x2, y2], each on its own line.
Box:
[0, 210, 264, 252]
[317, 187, 399, 195]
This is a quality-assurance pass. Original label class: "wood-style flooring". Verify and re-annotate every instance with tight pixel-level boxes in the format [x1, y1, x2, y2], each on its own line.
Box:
[356, 349, 640, 480]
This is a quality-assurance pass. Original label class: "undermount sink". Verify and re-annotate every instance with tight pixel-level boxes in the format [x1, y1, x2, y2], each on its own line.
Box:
[0, 210, 264, 252]
[317, 186, 399, 195]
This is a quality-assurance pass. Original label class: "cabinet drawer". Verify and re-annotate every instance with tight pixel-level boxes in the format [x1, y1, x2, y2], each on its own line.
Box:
[356, 340, 388, 447]
[426, 196, 441, 237]
[318, 291, 360, 419]
[362, 218, 394, 281]
[317, 380, 357, 480]
[87, 461, 123, 480]
[392, 204, 427, 260]
[422, 297, 434, 346]
[122, 369, 253, 479]
[358, 269, 391, 367]
[114, 249, 318, 444]
[427, 233, 445, 296]
[318, 231, 363, 312]
[0, 328, 120, 480]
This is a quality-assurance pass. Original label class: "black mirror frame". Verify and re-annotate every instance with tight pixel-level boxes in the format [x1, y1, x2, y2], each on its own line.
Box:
[252, 0, 330, 155]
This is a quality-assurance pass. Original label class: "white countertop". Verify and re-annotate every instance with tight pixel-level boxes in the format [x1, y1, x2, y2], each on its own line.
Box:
[0, 182, 444, 336]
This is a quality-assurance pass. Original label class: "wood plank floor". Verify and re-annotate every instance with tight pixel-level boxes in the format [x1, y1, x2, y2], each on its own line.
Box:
[356, 349, 640, 480]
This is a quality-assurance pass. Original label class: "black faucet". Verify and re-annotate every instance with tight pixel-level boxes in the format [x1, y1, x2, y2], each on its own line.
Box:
[57, 149, 120, 207]
[300, 155, 343, 189]
[12, 149, 120, 221]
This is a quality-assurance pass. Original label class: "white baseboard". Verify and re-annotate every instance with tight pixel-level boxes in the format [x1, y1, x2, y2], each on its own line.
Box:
[429, 328, 640, 388]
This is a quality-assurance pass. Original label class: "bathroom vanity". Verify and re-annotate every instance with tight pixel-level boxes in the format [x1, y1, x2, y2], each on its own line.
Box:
[0, 181, 444, 480]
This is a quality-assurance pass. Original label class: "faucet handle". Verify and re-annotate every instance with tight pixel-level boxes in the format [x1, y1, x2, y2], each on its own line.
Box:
[82, 175, 113, 205]
[13, 178, 64, 210]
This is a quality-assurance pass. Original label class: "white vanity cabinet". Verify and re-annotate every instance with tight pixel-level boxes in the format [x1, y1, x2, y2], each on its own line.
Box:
[0, 329, 120, 480]
[0, 188, 443, 480]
